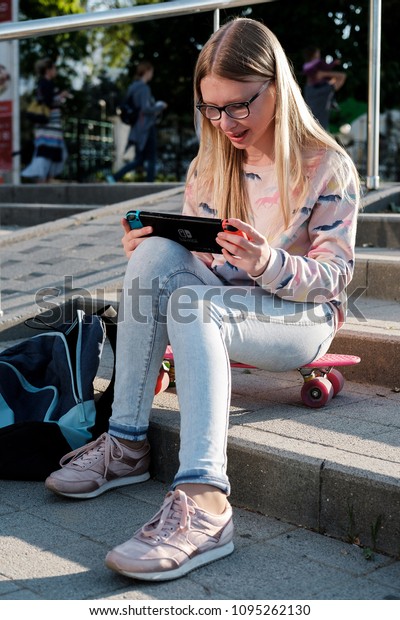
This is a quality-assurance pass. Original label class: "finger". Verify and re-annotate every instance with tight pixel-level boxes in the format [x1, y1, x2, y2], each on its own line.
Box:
[126, 225, 153, 240]
[121, 217, 153, 237]
[134, 225, 153, 238]
[221, 248, 243, 264]
[218, 240, 248, 261]
[121, 217, 131, 233]
[224, 218, 265, 243]
[216, 236, 245, 255]
[217, 233, 246, 248]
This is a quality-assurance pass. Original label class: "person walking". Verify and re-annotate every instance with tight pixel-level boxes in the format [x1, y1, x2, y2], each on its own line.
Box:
[108, 61, 167, 183]
[22, 58, 69, 183]
[302, 46, 347, 130]
[45, 18, 360, 582]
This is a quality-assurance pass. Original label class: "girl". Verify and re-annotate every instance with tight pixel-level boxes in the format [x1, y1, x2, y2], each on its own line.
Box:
[46, 18, 360, 582]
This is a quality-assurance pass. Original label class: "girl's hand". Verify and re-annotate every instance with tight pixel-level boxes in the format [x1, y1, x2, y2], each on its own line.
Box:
[121, 217, 153, 259]
[216, 217, 271, 277]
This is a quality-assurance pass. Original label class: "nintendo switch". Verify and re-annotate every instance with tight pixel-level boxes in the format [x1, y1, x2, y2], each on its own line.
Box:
[126, 210, 225, 253]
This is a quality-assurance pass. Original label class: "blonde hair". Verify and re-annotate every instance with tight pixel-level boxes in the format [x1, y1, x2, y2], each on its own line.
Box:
[190, 18, 360, 227]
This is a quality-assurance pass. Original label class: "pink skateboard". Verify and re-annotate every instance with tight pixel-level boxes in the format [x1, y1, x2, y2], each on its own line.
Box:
[156, 348, 360, 409]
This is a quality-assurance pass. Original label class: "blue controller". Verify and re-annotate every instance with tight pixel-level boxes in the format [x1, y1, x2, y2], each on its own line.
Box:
[126, 210, 143, 229]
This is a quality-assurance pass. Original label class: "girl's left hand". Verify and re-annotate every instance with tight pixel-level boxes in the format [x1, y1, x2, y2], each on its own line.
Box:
[216, 217, 271, 277]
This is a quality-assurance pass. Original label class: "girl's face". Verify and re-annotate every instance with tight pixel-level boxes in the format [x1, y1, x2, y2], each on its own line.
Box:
[199, 75, 276, 164]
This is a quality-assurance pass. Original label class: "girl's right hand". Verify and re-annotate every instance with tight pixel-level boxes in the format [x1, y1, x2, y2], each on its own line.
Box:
[121, 217, 153, 258]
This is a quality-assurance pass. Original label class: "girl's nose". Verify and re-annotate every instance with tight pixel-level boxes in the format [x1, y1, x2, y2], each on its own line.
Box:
[218, 112, 239, 132]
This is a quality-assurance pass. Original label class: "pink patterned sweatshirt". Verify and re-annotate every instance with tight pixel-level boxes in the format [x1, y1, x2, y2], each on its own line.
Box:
[182, 150, 358, 332]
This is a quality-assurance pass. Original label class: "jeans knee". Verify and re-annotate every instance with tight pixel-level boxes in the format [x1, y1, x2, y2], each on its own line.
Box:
[125, 237, 193, 281]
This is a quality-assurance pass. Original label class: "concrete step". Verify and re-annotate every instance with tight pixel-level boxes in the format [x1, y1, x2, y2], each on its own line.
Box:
[0, 203, 100, 227]
[352, 247, 400, 302]
[328, 296, 400, 389]
[361, 183, 400, 213]
[0, 182, 182, 208]
[357, 213, 400, 249]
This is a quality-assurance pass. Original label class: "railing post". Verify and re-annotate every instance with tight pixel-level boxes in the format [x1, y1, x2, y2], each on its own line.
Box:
[213, 8, 220, 31]
[366, 0, 382, 190]
[77, 119, 83, 183]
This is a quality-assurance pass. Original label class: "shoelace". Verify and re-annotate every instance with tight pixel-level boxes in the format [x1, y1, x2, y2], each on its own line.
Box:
[141, 490, 196, 541]
[60, 433, 125, 475]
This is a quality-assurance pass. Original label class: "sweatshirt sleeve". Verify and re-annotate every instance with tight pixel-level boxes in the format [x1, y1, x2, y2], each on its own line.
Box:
[255, 160, 358, 305]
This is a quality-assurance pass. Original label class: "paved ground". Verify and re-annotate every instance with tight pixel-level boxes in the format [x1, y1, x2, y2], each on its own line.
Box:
[1, 186, 400, 605]
[1, 477, 400, 603]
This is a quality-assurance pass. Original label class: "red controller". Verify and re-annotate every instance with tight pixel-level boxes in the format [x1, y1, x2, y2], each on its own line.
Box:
[222, 220, 248, 239]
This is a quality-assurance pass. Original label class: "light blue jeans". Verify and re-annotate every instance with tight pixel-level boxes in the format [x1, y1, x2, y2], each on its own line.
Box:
[109, 238, 335, 495]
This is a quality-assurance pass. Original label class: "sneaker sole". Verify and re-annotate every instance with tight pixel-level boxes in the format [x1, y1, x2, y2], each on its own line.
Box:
[105, 540, 235, 581]
[48, 472, 150, 499]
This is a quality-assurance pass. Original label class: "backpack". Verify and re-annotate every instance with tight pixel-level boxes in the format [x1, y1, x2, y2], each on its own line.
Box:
[119, 82, 143, 126]
[119, 100, 140, 126]
[0, 305, 117, 480]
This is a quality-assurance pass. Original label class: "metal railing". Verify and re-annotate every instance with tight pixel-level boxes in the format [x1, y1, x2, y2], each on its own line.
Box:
[0, 0, 273, 40]
[367, 0, 381, 190]
[62, 118, 114, 183]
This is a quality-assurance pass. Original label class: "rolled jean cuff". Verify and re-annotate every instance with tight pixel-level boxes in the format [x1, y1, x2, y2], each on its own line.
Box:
[172, 470, 231, 496]
[109, 421, 148, 442]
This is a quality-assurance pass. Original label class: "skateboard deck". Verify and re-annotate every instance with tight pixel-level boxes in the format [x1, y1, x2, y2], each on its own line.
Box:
[156, 349, 360, 409]
[301, 353, 361, 369]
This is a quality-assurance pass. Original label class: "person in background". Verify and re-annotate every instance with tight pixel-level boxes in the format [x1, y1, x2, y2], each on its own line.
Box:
[302, 45, 347, 130]
[107, 61, 167, 183]
[22, 58, 69, 183]
[46, 18, 360, 582]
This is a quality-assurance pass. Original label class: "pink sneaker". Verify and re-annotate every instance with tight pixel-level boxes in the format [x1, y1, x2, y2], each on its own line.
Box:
[105, 489, 234, 581]
[45, 433, 150, 499]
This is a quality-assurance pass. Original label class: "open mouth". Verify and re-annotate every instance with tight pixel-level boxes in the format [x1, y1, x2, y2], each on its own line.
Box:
[227, 129, 248, 141]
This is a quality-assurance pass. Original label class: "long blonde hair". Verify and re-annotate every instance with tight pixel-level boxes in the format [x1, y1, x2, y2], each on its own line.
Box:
[190, 18, 360, 227]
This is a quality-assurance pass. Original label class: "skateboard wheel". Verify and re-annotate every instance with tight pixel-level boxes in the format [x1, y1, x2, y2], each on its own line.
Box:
[155, 369, 170, 395]
[327, 369, 345, 396]
[301, 377, 334, 408]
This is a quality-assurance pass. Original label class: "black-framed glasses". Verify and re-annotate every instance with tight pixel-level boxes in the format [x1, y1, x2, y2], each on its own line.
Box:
[196, 81, 271, 121]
